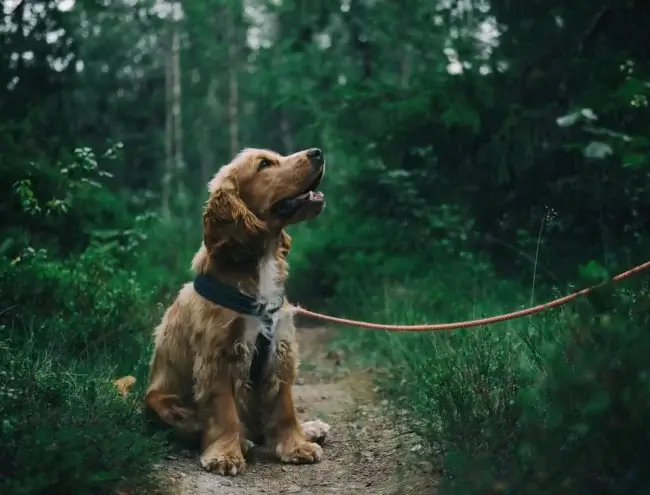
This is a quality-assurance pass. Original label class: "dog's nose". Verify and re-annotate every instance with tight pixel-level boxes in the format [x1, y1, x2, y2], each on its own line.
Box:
[307, 148, 323, 165]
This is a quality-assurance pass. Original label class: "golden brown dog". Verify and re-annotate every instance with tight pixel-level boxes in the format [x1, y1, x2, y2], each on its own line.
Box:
[144, 147, 327, 476]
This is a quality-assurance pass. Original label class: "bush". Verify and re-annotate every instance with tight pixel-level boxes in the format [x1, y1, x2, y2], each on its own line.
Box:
[0, 249, 155, 366]
[310, 253, 650, 494]
[0, 145, 198, 493]
[0, 345, 165, 495]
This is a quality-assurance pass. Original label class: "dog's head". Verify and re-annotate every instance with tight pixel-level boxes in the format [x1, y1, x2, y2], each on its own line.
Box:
[203, 147, 326, 254]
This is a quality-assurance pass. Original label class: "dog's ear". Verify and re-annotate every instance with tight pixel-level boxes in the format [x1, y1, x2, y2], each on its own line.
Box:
[203, 177, 265, 253]
[274, 230, 292, 278]
[278, 230, 292, 260]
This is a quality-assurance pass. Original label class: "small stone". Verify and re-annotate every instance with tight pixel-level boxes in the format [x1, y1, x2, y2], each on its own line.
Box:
[283, 484, 301, 493]
[296, 377, 305, 385]
[380, 399, 388, 406]
[165, 455, 178, 461]
[281, 466, 288, 472]
[221, 480, 233, 486]
[296, 405, 306, 413]
[301, 419, 331, 445]
[326, 349, 345, 365]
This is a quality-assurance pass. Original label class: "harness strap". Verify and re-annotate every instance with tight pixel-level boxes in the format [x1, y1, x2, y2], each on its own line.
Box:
[193, 273, 284, 383]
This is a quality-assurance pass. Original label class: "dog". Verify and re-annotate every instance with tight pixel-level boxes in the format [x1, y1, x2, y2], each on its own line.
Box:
[143, 147, 328, 476]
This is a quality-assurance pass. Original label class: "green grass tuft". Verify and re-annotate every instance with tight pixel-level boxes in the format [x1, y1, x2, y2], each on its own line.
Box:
[303, 253, 650, 494]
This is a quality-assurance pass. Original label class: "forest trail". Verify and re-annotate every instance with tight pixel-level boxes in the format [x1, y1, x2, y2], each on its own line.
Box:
[160, 326, 437, 495]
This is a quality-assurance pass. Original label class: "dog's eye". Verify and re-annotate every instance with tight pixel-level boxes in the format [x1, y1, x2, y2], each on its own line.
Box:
[258, 159, 272, 171]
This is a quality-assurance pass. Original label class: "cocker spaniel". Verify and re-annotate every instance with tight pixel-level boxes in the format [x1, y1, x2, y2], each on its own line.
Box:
[144, 147, 328, 476]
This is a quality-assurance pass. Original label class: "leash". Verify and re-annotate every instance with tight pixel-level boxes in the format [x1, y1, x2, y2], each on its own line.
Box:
[294, 260, 650, 332]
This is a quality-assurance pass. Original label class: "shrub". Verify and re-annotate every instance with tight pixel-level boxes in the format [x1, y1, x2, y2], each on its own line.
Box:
[0, 344, 166, 495]
[0, 249, 155, 366]
[317, 259, 650, 495]
[0, 145, 197, 493]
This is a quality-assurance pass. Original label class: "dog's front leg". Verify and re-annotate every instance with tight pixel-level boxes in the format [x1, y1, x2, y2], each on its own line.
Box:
[196, 366, 246, 476]
[263, 339, 323, 464]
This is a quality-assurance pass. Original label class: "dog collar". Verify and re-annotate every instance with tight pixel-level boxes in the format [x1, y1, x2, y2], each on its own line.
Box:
[193, 273, 284, 383]
[193, 273, 284, 325]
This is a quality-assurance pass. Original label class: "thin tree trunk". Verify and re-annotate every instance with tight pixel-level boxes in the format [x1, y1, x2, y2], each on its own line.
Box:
[162, 9, 184, 217]
[171, 23, 184, 184]
[226, 4, 239, 157]
[199, 78, 219, 185]
[162, 29, 173, 217]
[280, 113, 294, 154]
[400, 44, 412, 89]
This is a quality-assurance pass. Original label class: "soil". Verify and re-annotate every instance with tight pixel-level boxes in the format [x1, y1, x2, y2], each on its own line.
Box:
[159, 326, 438, 495]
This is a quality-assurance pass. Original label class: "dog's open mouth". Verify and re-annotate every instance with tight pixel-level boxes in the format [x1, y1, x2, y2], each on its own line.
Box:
[289, 172, 325, 203]
[272, 171, 325, 217]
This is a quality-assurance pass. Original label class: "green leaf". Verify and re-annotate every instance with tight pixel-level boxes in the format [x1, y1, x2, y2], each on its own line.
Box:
[583, 390, 611, 415]
[578, 260, 609, 282]
[583, 141, 613, 159]
[622, 152, 648, 168]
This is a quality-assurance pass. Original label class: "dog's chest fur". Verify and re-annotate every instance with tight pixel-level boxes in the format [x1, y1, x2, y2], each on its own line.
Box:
[241, 250, 285, 345]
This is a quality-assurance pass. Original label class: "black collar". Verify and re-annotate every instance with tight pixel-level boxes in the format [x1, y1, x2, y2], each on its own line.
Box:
[193, 273, 285, 383]
[193, 273, 284, 317]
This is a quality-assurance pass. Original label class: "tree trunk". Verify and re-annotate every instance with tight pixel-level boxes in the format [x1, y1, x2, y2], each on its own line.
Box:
[171, 23, 184, 186]
[162, 28, 174, 217]
[199, 78, 219, 185]
[226, 4, 239, 157]
[401, 44, 412, 89]
[280, 113, 294, 154]
[162, 11, 184, 217]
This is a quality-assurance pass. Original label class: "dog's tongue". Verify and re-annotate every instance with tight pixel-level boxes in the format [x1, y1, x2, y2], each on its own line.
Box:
[297, 191, 324, 201]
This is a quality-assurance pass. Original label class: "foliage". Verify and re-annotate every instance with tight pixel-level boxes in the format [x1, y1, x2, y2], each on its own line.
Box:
[0, 146, 196, 493]
[0, 347, 164, 495]
[3, 0, 650, 492]
[326, 259, 650, 494]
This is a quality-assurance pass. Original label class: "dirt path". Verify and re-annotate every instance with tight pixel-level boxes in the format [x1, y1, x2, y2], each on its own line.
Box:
[161, 326, 437, 495]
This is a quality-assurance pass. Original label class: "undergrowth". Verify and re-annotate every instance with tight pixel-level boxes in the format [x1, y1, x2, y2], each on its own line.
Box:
[288, 144, 650, 494]
[301, 254, 650, 494]
[0, 146, 198, 494]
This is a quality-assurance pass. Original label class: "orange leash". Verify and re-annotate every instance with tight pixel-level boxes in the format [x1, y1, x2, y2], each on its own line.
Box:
[294, 260, 650, 332]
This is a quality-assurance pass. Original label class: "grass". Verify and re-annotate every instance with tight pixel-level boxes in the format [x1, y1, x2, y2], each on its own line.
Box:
[0, 205, 199, 493]
[0, 345, 167, 494]
[312, 253, 650, 494]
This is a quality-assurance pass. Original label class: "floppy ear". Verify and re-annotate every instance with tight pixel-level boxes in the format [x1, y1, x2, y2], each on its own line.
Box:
[274, 230, 292, 279]
[203, 178, 266, 254]
[278, 230, 292, 260]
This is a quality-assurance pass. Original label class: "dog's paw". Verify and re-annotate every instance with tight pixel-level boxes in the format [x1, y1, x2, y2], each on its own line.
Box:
[301, 419, 331, 446]
[200, 451, 246, 476]
[278, 441, 323, 464]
